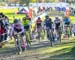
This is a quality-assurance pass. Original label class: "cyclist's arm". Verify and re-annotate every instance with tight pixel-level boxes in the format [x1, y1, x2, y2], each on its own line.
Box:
[20, 23, 24, 33]
[9, 24, 14, 38]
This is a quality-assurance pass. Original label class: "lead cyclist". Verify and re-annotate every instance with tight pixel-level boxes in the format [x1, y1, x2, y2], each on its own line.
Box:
[10, 19, 26, 52]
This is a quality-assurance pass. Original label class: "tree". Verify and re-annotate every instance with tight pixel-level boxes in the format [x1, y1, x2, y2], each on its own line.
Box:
[19, 0, 30, 6]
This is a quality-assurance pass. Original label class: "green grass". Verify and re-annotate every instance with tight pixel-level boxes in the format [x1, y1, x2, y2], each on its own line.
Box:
[0, 8, 25, 23]
[39, 39, 75, 60]
[0, 37, 75, 60]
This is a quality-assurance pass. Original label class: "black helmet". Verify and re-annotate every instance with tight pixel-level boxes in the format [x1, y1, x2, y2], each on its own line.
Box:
[45, 15, 49, 18]
[14, 19, 19, 23]
[55, 16, 58, 19]
[38, 17, 40, 19]
[23, 17, 26, 20]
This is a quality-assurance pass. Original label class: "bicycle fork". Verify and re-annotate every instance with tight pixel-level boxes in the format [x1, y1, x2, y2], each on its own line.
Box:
[15, 39, 22, 54]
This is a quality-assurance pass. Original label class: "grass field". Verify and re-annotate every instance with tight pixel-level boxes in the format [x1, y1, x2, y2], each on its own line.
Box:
[0, 37, 75, 60]
[0, 8, 25, 23]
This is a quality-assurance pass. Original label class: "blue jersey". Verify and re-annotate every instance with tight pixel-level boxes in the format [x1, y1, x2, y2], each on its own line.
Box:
[44, 18, 53, 29]
[63, 18, 70, 24]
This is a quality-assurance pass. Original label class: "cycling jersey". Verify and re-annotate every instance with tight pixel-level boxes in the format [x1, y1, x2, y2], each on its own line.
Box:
[22, 19, 30, 26]
[63, 17, 70, 25]
[11, 23, 24, 33]
[36, 19, 42, 28]
[44, 18, 53, 29]
[22, 19, 30, 31]
[54, 19, 61, 30]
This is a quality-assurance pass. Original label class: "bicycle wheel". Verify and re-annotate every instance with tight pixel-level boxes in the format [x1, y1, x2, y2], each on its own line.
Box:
[67, 27, 70, 38]
[15, 35, 22, 55]
[15, 39, 22, 55]
[57, 27, 62, 44]
[41, 29, 45, 40]
[37, 27, 42, 42]
[48, 30, 53, 47]
[25, 31, 31, 47]
[50, 31, 54, 47]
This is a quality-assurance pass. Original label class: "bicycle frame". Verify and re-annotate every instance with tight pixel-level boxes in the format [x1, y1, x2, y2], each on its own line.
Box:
[25, 31, 31, 47]
[14, 32, 23, 54]
[56, 27, 62, 43]
[46, 28, 54, 46]
[65, 25, 71, 38]
[37, 26, 42, 41]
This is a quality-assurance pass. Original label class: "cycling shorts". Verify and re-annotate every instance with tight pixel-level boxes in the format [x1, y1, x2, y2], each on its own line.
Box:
[24, 25, 30, 31]
[45, 26, 52, 30]
[65, 22, 70, 26]
[14, 27, 22, 33]
[55, 23, 60, 30]
[36, 24, 42, 28]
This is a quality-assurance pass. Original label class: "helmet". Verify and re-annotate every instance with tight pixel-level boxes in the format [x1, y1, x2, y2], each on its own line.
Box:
[45, 15, 49, 18]
[55, 16, 58, 19]
[14, 19, 19, 23]
[23, 17, 26, 20]
[38, 17, 41, 19]
[64, 16, 67, 18]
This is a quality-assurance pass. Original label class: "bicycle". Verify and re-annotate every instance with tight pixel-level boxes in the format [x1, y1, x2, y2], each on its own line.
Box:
[46, 28, 54, 47]
[56, 27, 62, 44]
[25, 30, 31, 47]
[37, 26, 42, 42]
[65, 25, 71, 38]
[14, 32, 26, 54]
[41, 27, 45, 40]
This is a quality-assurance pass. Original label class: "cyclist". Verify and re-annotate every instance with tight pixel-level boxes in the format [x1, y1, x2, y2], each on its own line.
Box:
[22, 17, 30, 31]
[22, 16, 31, 46]
[26, 14, 31, 21]
[63, 16, 71, 36]
[10, 19, 26, 51]
[44, 15, 53, 40]
[0, 15, 6, 48]
[36, 17, 42, 30]
[63, 16, 70, 26]
[2, 15, 9, 41]
[35, 17, 42, 40]
[0, 15, 8, 48]
[54, 17, 62, 42]
[54, 17, 61, 31]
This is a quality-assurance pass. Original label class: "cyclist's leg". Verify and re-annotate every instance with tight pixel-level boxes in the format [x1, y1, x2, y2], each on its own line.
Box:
[46, 29, 49, 40]
[24, 25, 31, 46]
[66, 25, 70, 38]
[65, 25, 67, 35]
[37, 26, 40, 39]
[49, 29, 54, 46]
[0, 35, 3, 48]
[57, 27, 61, 43]
[14, 35, 18, 47]
[41, 26, 45, 39]
[20, 33, 27, 51]
[14, 34, 21, 54]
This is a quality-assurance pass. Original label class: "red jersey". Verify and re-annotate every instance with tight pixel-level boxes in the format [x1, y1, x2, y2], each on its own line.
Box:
[0, 28, 5, 35]
[36, 19, 42, 27]
[36, 19, 42, 24]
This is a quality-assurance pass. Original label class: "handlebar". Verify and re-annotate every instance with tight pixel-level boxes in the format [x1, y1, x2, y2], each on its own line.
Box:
[14, 32, 23, 35]
[0, 33, 8, 35]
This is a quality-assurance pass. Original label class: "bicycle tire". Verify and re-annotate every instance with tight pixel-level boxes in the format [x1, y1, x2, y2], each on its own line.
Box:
[25, 31, 31, 47]
[15, 36, 22, 55]
[48, 29, 53, 47]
